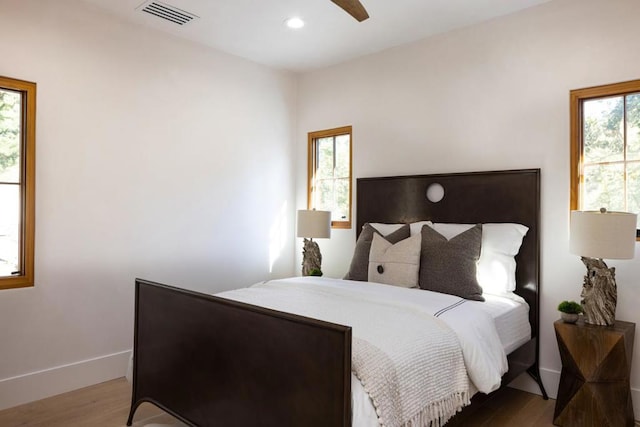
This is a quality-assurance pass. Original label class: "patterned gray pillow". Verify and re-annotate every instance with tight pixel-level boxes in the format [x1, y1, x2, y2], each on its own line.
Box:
[344, 223, 411, 281]
[419, 224, 484, 301]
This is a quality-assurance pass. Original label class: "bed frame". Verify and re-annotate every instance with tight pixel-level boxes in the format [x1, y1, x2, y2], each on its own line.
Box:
[127, 168, 546, 427]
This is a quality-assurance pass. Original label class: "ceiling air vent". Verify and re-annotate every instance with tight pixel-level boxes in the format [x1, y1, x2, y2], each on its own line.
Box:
[137, 1, 199, 26]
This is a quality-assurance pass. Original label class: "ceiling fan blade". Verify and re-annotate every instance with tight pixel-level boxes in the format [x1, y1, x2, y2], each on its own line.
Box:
[330, 0, 369, 22]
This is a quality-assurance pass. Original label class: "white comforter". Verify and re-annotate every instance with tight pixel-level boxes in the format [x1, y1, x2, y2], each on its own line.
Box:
[218, 277, 507, 426]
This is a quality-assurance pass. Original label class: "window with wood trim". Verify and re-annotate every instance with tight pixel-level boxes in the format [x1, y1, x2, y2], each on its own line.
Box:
[0, 76, 36, 289]
[571, 79, 640, 237]
[307, 126, 352, 229]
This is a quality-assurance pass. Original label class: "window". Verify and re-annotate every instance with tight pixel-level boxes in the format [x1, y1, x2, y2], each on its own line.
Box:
[307, 126, 352, 229]
[0, 76, 36, 289]
[570, 79, 640, 237]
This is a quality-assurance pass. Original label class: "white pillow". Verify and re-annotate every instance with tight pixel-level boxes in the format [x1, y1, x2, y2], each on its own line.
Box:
[409, 220, 432, 236]
[429, 223, 529, 294]
[371, 221, 433, 237]
[369, 223, 404, 236]
[368, 233, 421, 288]
[431, 223, 474, 240]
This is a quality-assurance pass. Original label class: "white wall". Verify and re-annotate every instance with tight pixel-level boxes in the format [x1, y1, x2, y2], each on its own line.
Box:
[297, 0, 640, 412]
[0, 0, 297, 409]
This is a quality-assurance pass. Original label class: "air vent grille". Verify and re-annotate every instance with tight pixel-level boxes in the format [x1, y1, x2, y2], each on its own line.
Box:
[137, 1, 198, 26]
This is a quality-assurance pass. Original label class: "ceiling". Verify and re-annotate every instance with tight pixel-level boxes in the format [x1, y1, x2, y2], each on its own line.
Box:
[81, 0, 552, 72]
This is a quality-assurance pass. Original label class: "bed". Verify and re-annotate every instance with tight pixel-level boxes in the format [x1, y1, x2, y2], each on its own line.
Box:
[126, 168, 547, 427]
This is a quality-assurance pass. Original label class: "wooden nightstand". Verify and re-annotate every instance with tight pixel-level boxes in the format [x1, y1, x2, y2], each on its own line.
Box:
[553, 319, 635, 427]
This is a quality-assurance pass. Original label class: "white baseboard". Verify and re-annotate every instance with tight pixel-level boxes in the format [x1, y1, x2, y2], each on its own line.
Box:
[508, 367, 640, 422]
[507, 366, 560, 398]
[0, 349, 132, 411]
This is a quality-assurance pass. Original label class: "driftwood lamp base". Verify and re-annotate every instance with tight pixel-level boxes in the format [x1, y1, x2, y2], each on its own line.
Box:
[301, 238, 322, 276]
[580, 257, 617, 326]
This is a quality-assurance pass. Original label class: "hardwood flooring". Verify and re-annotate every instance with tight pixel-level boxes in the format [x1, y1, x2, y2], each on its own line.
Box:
[0, 377, 555, 426]
[0, 378, 184, 427]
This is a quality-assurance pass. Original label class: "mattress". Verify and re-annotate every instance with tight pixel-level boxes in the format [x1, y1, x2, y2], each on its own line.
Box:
[471, 293, 531, 355]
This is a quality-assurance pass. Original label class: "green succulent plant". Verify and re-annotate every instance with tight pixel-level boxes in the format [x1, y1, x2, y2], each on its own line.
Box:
[308, 268, 323, 277]
[557, 300, 583, 314]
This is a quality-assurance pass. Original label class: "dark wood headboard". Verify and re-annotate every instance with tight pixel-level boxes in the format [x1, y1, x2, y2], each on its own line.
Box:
[356, 169, 541, 338]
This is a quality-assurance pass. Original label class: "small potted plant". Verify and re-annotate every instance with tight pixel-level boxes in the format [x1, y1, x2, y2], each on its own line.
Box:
[308, 268, 323, 277]
[557, 300, 583, 323]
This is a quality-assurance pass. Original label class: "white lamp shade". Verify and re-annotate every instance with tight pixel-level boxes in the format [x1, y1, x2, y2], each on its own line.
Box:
[570, 210, 637, 259]
[297, 210, 331, 239]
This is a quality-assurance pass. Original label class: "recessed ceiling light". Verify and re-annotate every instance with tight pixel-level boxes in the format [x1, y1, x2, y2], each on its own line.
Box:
[285, 17, 305, 29]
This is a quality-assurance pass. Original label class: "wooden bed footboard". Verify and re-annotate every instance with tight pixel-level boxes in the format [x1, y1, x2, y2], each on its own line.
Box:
[127, 279, 352, 427]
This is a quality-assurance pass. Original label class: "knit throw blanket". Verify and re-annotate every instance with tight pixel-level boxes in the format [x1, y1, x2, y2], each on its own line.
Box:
[219, 279, 471, 427]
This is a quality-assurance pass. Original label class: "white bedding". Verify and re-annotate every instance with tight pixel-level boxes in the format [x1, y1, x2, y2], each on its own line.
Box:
[348, 292, 531, 427]
[218, 277, 517, 427]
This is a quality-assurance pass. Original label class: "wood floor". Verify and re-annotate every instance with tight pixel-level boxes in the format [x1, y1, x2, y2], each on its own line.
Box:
[0, 377, 556, 426]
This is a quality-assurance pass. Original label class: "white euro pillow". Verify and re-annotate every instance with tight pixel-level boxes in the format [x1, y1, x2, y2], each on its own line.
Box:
[477, 223, 529, 294]
[369, 223, 404, 236]
[371, 221, 433, 236]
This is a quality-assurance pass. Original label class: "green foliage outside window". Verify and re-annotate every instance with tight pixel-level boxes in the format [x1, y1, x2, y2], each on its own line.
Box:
[0, 89, 20, 179]
[582, 93, 640, 220]
[0, 88, 21, 276]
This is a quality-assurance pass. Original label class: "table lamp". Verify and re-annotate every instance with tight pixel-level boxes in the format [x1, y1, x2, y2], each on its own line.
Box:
[296, 210, 331, 276]
[570, 208, 637, 325]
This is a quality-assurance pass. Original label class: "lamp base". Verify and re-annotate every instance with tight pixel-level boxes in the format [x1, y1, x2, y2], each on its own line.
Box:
[302, 238, 322, 276]
[580, 256, 617, 326]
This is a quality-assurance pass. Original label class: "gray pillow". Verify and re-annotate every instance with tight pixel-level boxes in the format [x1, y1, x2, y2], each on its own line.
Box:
[419, 224, 484, 301]
[344, 223, 411, 281]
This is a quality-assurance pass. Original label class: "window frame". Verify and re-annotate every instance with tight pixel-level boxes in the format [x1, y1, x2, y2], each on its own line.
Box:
[0, 76, 36, 290]
[307, 125, 353, 229]
[570, 78, 640, 239]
